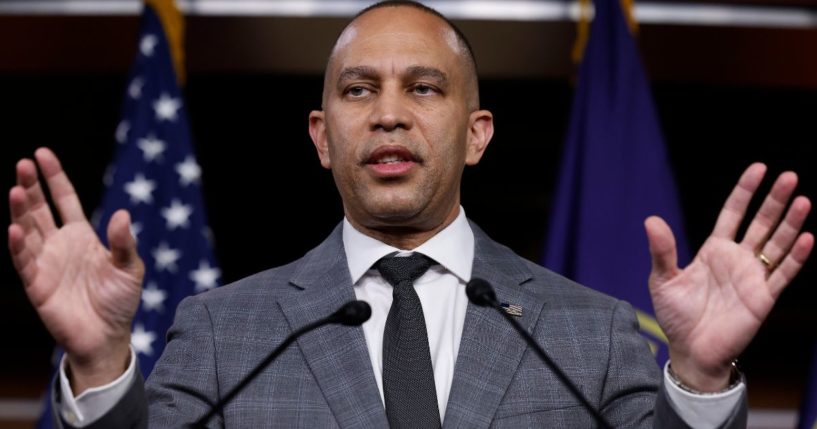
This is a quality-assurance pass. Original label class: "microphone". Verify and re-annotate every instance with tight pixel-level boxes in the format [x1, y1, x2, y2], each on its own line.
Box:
[465, 277, 498, 307]
[328, 299, 372, 326]
[466, 279, 613, 429]
[190, 300, 371, 428]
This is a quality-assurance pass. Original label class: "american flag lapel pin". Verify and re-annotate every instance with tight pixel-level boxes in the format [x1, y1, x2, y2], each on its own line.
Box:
[500, 302, 523, 317]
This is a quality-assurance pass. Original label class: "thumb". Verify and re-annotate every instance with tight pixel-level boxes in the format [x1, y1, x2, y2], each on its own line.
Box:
[644, 215, 679, 287]
[107, 209, 142, 274]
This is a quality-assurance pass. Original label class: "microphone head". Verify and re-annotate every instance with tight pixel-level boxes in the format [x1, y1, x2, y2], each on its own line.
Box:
[331, 300, 372, 326]
[466, 278, 498, 307]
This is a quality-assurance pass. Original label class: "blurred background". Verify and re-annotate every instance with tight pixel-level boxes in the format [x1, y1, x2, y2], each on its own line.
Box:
[1, 0, 816, 428]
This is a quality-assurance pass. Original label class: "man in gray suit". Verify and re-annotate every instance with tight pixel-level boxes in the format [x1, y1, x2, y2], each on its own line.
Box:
[8, 1, 814, 427]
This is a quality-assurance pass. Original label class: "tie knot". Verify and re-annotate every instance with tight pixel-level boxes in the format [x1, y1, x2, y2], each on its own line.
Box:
[375, 253, 434, 287]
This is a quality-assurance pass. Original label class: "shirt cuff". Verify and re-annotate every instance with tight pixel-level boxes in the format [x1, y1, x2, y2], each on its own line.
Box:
[663, 361, 745, 429]
[58, 347, 137, 427]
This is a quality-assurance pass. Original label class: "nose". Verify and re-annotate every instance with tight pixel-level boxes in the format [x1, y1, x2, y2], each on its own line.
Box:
[369, 85, 412, 132]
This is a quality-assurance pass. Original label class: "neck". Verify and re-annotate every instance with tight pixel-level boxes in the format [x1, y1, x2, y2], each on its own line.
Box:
[347, 205, 460, 250]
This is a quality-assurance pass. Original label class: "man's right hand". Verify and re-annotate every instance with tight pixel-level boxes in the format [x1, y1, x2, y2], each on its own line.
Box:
[8, 148, 144, 394]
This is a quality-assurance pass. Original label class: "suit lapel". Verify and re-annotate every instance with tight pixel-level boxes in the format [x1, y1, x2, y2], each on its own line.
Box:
[443, 225, 548, 428]
[278, 225, 388, 429]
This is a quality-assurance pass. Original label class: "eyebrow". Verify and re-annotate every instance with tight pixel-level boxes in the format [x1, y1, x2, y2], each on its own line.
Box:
[406, 66, 449, 87]
[336, 65, 449, 87]
[337, 66, 379, 86]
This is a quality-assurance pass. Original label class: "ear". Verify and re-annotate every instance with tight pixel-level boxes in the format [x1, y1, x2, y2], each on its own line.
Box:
[308, 110, 332, 169]
[465, 109, 494, 166]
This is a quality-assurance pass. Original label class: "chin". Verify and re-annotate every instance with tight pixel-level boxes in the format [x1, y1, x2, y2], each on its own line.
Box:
[361, 198, 428, 224]
[371, 204, 422, 222]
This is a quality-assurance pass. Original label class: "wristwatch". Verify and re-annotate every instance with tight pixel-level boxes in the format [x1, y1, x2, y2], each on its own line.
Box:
[667, 361, 743, 395]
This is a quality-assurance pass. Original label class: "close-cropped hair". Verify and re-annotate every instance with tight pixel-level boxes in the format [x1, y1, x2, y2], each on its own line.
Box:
[354, 0, 479, 75]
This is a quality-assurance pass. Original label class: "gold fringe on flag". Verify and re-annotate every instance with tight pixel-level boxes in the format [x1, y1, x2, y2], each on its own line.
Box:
[620, 0, 639, 35]
[571, 0, 592, 65]
[145, 0, 186, 85]
[571, 0, 640, 64]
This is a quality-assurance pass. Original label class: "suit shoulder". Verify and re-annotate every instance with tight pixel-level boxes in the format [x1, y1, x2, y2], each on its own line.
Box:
[188, 258, 303, 305]
[470, 221, 622, 311]
[519, 257, 623, 310]
[183, 223, 346, 310]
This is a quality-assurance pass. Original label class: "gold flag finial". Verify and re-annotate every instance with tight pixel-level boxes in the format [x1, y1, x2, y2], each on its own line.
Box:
[571, 0, 640, 65]
[145, 0, 186, 85]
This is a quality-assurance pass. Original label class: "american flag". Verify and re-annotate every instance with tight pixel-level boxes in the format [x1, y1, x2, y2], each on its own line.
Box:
[37, 3, 216, 427]
[93, 2, 220, 376]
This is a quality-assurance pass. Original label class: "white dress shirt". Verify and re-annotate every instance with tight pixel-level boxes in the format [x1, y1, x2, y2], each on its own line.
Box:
[343, 210, 474, 420]
[61, 206, 744, 427]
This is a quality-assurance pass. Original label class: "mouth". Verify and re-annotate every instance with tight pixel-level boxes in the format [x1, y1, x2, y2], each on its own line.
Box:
[364, 146, 420, 178]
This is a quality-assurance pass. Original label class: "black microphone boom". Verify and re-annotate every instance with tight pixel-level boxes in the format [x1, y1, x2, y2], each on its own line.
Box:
[329, 299, 372, 326]
[190, 300, 371, 428]
[466, 278, 613, 429]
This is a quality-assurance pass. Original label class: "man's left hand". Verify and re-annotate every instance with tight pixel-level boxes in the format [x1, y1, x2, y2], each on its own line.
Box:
[645, 163, 813, 392]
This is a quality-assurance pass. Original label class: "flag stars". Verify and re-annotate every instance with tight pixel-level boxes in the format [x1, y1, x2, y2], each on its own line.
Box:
[124, 174, 156, 204]
[115, 120, 130, 144]
[138, 135, 166, 162]
[108, 22, 223, 371]
[131, 323, 157, 356]
[175, 156, 201, 186]
[190, 260, 221, 292]
[152, 242, 181, 272]
[103, 165, 115, 187]
[162, 200, 193, 230]
[129, 222, 142, 241]
[128, 77, 145, 99]
[153, 93, 181, 122]
[202, 226, 215, 247]
[141, 282, 167, 312]
[139, 34, 158, 57]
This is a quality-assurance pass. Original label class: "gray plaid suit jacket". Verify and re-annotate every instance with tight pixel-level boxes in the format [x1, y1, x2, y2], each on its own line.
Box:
[68, 221, 746, 428]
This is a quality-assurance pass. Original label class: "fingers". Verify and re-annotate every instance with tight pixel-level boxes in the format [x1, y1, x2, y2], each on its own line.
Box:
[741, 172, 798, 250]
[768, 232, 814, 297]
[8, 223, 37, 286]
[34, 147, 87, 224]
[16, 158, 57, 236]
[9, 185, 43, 258]
[107, 210, 142, 275]
[758, 196, 811, 267]
[8, 147, 85, 287]
[645, 216, 680, 285]
[711, 163, 767, 239]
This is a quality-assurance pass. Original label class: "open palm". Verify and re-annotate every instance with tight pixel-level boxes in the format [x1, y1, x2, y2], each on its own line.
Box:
[646, 163, 813, 390]
[8, 148, 143, 380]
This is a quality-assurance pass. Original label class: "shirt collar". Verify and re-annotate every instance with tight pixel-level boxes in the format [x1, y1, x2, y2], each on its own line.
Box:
[342, 207, 474, 285]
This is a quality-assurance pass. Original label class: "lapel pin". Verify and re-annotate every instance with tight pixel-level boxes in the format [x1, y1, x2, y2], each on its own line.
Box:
[500, 303, 523, 317]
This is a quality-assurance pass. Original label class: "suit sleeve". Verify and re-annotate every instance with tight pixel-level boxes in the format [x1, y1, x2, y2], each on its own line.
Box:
[56, 366, 148, 429]
[145, 295, 224, 428]
[599, 300, 747, 429]
[654, 380, 747, 429]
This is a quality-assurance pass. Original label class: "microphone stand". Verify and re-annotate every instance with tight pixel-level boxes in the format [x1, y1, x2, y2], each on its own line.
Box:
[467, 279, 613, 429]
[189, 301, 370, 428]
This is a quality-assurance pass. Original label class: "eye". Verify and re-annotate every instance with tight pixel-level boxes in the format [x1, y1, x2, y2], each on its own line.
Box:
[346, 86, 370, 97]
[412, 84, 438, 96]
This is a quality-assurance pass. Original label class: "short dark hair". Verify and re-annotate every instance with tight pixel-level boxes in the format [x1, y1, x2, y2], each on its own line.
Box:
[354, 1, 478, 75]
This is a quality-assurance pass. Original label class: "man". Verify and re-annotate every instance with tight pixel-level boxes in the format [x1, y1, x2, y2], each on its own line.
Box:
[8, 1, 813, 427]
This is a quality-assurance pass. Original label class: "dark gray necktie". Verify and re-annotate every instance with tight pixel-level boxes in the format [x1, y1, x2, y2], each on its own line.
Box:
[376, 253, 441, 429]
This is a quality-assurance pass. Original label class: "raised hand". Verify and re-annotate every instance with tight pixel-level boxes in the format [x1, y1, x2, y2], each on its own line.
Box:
[645, 163, 813, 391]
[8, 148, 144, 393]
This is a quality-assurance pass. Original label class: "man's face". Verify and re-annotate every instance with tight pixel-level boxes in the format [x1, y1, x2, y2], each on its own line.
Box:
[309, 6, 493, 236]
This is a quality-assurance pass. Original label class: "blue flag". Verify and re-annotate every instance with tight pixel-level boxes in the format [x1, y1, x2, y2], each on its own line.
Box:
[800, 345, 817, 429]
[37, 2, 218, 427]
[542, 0, 689, 366]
